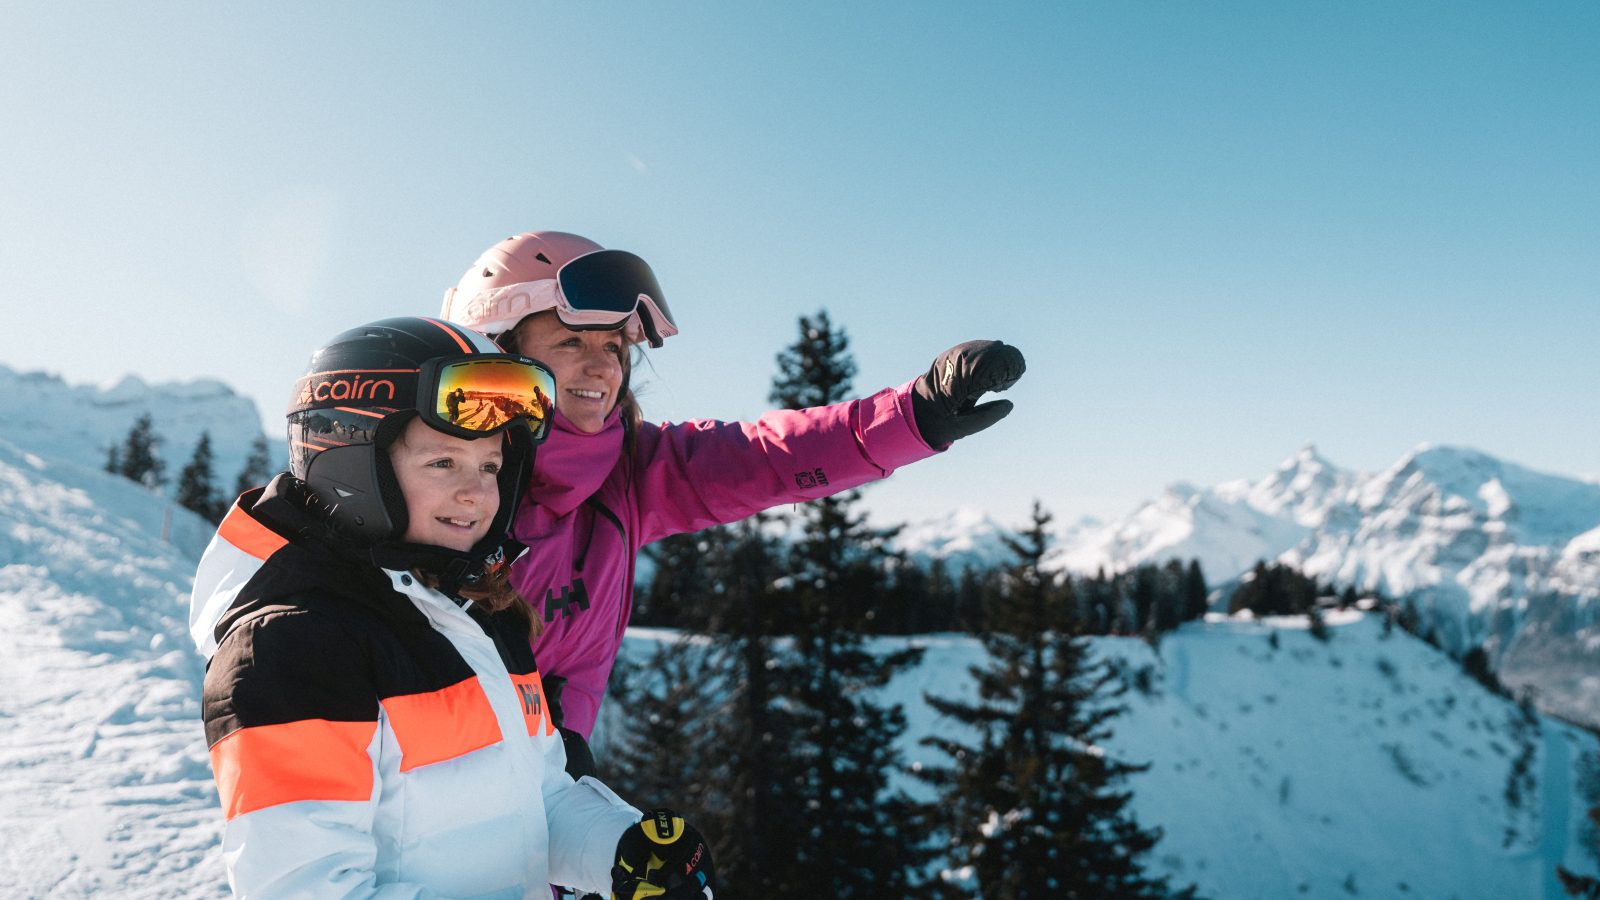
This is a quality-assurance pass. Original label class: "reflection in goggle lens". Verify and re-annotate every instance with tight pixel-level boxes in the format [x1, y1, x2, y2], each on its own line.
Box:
[435, 359, 555, 440]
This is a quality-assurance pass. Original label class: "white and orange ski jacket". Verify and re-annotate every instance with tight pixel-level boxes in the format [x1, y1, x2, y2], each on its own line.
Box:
[191, 481, 640, 899]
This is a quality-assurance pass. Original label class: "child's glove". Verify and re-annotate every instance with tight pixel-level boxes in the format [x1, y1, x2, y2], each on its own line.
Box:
[910, 340, 1026, 446]
[611, 809, 715, 900]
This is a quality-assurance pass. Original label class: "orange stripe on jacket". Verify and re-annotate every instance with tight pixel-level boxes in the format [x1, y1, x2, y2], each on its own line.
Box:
[210, 719, 378, 820]
[218, 503, 289, 561]
[382, 677, 503, 772]
[509, 672, 557, 737]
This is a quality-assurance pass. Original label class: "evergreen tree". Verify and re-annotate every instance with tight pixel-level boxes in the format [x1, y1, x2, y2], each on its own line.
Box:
[175, 431, 225, 524]
[636, 527, 736, 629]
[610, 515, 802, 894]
[769, 309, 856, 411]
[1307, 605, 1330, 642]
[1182, 560, 1209, 622]
[115, 413, 165, 490]
[918, 502, 1196, 899]
[756, 309, 931, 895]
[957, 564, 991, 632]
[1132, 564, 1159, 639]
[104, 444, 120, 475]
[1151, 561, 1185, 636]
[234, 434, 274, 498]
[1227, 561, 1320, 617]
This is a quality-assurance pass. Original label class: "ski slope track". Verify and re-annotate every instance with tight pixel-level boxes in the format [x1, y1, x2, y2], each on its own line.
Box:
[0, 438, 226, 898]
[1026, 443, 1600, 729]
[615, 620, 1600, 900]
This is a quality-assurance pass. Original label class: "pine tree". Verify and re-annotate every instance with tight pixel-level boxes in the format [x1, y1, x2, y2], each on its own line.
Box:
[175, 432, 225, 524]
[635, 528, 733, 629]
[610, 515, 800, 894]
[1132, 564, 1159, 639]
[115, 414, 165, 490]
[1228, 561, 1320, 617]
[1182, 560, 1209, 622]
[918, 502, 1198, 900]
[769, 309, 856, 411]
[234, 434, 274, 498]
[759, 310, 930, 895]
[104, 444, 120, 474]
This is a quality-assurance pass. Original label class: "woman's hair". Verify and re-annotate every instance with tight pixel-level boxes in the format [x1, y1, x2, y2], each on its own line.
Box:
[417, 566, 541, 637]
[506, 313, 644, 458]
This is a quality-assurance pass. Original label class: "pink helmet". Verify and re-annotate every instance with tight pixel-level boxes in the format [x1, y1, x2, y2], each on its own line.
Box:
[441, 231, 679, 349]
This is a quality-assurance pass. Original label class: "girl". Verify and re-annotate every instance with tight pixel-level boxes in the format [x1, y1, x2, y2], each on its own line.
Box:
[439, 232, 1026, 756]
[189, 317, 714, 899]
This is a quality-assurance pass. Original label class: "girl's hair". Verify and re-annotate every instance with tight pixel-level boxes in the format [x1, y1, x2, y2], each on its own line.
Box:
[417, 564, 541, 637]
[506, 313, 644, 458]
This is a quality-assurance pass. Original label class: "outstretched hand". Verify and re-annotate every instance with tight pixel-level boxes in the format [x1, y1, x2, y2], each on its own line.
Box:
[911, 340, 1026, 446]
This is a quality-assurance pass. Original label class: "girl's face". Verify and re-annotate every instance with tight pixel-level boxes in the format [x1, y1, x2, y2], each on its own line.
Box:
[510, 311, 625, 434]
[389, 417, 502, 551]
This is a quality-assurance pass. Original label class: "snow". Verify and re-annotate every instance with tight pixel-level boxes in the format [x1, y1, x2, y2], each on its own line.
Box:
[617, 617, 1600, 900]
[2, 358, 1598, 897]
[0, 438, 224, 898]
[892, 505, 1013, 572]
[0, 364, 284, 498]
[992, 441, 1600, 728]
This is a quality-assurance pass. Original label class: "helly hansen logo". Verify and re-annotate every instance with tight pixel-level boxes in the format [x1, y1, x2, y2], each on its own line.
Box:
[544, 578, 591, 622]
[516, 682, 542, 719]
[794, 468, 830, 489]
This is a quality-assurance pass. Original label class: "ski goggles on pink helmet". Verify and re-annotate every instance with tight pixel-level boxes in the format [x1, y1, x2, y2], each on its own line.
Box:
[440, 249, 678, 348]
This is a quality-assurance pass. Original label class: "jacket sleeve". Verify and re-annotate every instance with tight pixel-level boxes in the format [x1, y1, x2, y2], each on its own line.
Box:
[631, 381, 939, 544]
[203, 609, 441, 900]
[539, 731, 641, 891]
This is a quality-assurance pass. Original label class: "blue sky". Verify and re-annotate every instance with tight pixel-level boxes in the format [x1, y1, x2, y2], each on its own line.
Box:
[2, 1, 1596, 528]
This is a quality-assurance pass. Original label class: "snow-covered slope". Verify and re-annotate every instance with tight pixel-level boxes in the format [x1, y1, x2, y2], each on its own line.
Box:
[0, 438, 224, 898]
[0, 364, 283, 497]
[616, 619, 1600, 900]
[1041, 443, 1600, 728]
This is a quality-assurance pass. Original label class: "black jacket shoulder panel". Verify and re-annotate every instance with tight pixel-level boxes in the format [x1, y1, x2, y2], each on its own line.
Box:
[204, 603, 381, 747]
[204, 541, 485, 748]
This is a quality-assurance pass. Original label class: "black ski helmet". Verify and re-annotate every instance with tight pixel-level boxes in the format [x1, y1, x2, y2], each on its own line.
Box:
[287, 317, 547, 582]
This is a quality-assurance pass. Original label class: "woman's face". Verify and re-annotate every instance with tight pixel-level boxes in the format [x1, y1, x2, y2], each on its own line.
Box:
[510, 311, 624, 434]
[389, 417, 502, 551]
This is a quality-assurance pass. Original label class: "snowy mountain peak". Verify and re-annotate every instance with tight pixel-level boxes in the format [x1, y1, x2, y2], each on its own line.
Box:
[1038, 441, 1600, 727]
[893, 505, 1011, 571]
[0, 363, 283, 493]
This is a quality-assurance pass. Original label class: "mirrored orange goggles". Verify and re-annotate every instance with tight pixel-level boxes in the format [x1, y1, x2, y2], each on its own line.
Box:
[418, 354, 556, 443]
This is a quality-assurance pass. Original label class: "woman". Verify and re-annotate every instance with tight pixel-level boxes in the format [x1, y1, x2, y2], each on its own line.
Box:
[440, 232, 1026, 751]
[189, 317, 714, 900]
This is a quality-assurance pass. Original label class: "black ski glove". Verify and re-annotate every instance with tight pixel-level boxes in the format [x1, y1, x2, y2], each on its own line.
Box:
[910, 340, 1026, 446]
[611, 809, 715, 900]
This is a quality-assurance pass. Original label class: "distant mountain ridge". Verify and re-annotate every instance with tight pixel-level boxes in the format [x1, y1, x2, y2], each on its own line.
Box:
[0, 364, 284, 498]
[1033, 443, 1600, 728]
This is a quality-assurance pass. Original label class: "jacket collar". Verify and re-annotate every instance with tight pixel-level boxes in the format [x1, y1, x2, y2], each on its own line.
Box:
[525, 407, 624, 516]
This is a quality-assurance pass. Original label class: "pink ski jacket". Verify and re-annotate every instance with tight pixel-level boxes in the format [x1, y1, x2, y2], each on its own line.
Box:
[512, 381, 939, 738]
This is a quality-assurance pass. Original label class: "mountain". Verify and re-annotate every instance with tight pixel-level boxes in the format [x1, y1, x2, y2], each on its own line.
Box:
[0, 438, 222, 898]
[611, 617, 1600, 899]
[892, 505, 1015, 573]
[0, 364, 284, 498]
[1040, 442, 1600, 728]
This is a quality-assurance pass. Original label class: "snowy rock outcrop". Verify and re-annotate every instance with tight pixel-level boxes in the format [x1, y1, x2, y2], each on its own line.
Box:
[0, 364, 282, 493]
